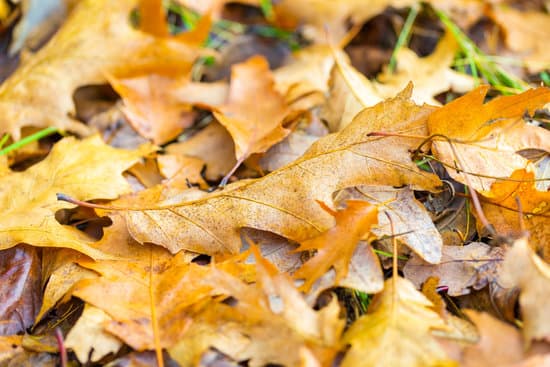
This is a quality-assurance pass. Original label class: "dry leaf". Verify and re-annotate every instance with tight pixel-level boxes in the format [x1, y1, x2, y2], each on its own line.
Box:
[335, 186, 443, 264]
[500, 237, 550, 344]
[259, 131, 320, 172]
[0, 135, 153, 259]
[124, 86, 441, 255]
[293, 200, 378, 291]
[65, 304, 122, 363]
[427, 86, 550, 192]
[158, 154, 207, 189]
[0, 245, 41, 335]
[404, 242, 504, 296]
[0, 0, 199, 140]
[377, 32, 475, 105]
[213, 56, 290, 178]
[480, 169, 550, 262]
[342, 277, 455, 367]
[489, 6, 550, 73]
[165, 121, 237, 181]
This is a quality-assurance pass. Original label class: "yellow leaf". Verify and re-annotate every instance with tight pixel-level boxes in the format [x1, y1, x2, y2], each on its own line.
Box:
[0, 135, 153, 259]
[0, 0, 199, 140]
[342, 277, 456, 367]
[124, 86, 441, 255]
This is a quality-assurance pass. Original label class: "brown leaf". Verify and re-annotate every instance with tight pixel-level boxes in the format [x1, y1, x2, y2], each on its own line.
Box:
[342, 276, 454, 367]
[500, 237, 550, 344]
[158, 154, 207, 189]
[0, 135, 154, 259]
[293, 200, 378, 291]
[0, 245, 41, 335]
[124, 86, 441, 255]
[480, 169, 550, 262]
[404, 242, 504, 296]
[0, 0, 200, 140]
[213, 56, 290, 175]
[427, 86, 550, 192]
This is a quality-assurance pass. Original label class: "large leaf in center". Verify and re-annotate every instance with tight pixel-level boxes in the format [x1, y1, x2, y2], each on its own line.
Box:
[124, 86, 442, 256]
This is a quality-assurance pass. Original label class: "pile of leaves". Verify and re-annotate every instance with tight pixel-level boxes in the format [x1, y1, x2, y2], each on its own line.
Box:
[0, 0, 549, 366]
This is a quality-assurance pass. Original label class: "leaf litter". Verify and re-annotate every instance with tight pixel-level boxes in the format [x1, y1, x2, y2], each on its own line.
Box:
[0, 0, 549, 366]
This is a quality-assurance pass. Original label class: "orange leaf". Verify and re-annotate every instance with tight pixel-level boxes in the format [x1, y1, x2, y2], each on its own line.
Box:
[427, 86, 550, 192]
[213, 56, 290, 176]
[293, 200, 378, 291]
[139, 0, 169, 37]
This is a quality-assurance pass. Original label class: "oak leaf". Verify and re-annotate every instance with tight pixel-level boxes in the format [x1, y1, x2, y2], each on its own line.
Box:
[0, 135, 153, 259]
[293, 200, 378, 291]
[0, 0, 199, 140]
[213, 56, 290, 179]
[342, 277, 455, 367]
[124, 86, 442, 255]
[427, 86, 550, 192]
[500, 236, 550, 344]
[480, 169, 550, 262]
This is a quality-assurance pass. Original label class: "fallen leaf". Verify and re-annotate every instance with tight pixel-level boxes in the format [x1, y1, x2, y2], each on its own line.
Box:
[124, 86, 442, 255]
[0, 0, 199, 140]
[293, 200, 378, 291]
[259, 131, 320, 172]
[480, 169, 550, 262]
[500, 236, 550, 344]
[0, 135, 153, 259]
[404, 242, 504, 296]
[377, 32, 475, 105]
[165, 121, 237, 181]
[488, 6, 550, 73]
[65, 304, 122, 363]
[335, 186, 443, 264]
[213, 56, 290, 179]
[0, 335, 24, 363]
[0, 245, 41, 335]
[158, 154, 207, 189]
[342, 276, 455, 367]
[427, 86, 550, 192]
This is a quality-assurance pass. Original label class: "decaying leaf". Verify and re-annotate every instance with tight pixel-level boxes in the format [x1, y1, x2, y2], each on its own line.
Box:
[489, 6, 550, 73]
[404, 242, 504, 296]
[124, 86, 441, 255]
[480, 169, 550, 262]
[500, 237, 550, 344]
[342, 276, 455, 367]
[0, 135, 153, 259]
[213, 56, 290, 178]
[0, 245, 41, 335]
[293, 200, 378, 291]
[427, 86, 550, 192]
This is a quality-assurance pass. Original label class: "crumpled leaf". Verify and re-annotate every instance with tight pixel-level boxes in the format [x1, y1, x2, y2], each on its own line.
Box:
[213, 56, 290, 175]
[480, 169, 550, 262]
[0, 0, 199, 140]
[488, 6, 550, 73]
[0, 245, 41, 335]
[124, 86, 442, 255]
[500, 236, 550, 344]
[335, 186, 443, 264]
[0, 135, 153, 259]
[169, 245, 344, 367]
[342, 276, 455, 367]
[293, 200, 378, 291]
[65, 304, 122, 363]
[427, 86, 550, 192]
[404, 242, 504, 296]
[377, 32, 475, 105]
